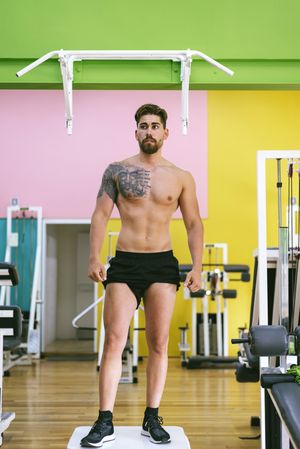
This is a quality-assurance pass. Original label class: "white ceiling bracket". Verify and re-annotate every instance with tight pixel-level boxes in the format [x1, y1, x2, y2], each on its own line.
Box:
[58, 51, 77, 135]
[180, 49, 193, 135]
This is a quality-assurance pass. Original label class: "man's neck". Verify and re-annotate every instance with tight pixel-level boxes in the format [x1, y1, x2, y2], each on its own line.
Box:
[137, 150, 163, 167]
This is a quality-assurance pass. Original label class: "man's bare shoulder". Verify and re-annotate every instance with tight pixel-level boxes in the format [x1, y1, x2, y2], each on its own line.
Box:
[107, 157, 139, 169]
[162, 160, 193, 180]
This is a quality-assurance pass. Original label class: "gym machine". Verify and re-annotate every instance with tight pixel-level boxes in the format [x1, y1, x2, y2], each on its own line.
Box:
[0, 263, 22, 445]
[0, 205, 42, 364]
[234, 248, 298, 383]
[178, 243, 250, 368]
[232, 324, 300, 448]
[232, 152, 300, 449]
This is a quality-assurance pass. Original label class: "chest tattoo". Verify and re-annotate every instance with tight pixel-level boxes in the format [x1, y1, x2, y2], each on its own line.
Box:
[98, 163, 151, 203]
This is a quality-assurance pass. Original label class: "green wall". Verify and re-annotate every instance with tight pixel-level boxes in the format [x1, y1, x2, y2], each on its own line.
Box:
[1, 0, 300, 89]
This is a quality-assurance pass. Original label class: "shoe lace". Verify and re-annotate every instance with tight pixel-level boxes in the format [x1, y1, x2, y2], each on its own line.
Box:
[147, 414, 164, 428]
[91, 419, 109, 432]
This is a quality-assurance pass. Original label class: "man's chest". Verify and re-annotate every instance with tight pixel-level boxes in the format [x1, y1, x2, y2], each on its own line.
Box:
[115, 166, 181, 204]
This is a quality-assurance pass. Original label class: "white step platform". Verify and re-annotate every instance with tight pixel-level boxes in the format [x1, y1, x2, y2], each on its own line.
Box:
[0, 412, 15, 445]
[68, 426, 191, 449]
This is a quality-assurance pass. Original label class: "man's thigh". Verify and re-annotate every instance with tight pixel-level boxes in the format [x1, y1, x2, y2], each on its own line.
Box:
[104, 283, 137, 335]
[143, 283, 177, 337]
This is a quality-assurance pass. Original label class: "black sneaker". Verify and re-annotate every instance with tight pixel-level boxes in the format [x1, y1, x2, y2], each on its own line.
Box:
[80, 417, 115, 447]
[141, 414, 171, 444]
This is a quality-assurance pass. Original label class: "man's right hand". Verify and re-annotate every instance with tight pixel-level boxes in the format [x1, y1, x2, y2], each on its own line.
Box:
[88, 259, 107, 283]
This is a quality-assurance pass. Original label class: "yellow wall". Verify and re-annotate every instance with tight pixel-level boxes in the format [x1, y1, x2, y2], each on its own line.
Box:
[98, 91, 300, 357]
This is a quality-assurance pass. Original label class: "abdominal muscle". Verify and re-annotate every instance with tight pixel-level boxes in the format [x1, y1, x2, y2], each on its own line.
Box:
[115, 204, 174, 253]
[116, 227, 172, 252]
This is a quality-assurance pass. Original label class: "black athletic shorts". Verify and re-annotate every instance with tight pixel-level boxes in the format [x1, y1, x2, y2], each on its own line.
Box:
[103, 250, 181, 308]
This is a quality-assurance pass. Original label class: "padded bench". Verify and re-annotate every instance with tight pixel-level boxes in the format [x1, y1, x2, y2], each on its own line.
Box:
[4, 337, 22, 351]
[268, 382, 300, 449]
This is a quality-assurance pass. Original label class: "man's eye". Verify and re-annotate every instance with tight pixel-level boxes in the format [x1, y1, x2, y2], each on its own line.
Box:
[152, 125, 159, 129]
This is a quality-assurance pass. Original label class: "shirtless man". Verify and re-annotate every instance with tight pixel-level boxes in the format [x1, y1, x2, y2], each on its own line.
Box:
[81, 104, 203, 447]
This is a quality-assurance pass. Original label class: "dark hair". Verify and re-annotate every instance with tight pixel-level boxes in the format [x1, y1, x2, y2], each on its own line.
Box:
[135, 104, 168, 129]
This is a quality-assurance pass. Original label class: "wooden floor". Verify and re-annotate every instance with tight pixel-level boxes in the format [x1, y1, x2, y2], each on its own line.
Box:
[2, 357, 260, 449]
[45, 339, 94, 355]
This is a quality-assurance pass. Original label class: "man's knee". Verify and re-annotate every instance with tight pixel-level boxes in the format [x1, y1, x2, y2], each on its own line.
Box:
[147, 335, 169, 355]
[104, 331, 127, 354]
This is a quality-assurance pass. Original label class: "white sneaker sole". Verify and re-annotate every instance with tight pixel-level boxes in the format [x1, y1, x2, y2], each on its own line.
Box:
[81, 433, 116, 447]
[141, 429, 171, 444]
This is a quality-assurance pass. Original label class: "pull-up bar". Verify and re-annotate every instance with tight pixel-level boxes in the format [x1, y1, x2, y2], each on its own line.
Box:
[16, 49, 234, 135]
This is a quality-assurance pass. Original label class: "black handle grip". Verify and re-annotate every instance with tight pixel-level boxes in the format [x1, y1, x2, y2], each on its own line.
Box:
[231, 338, 249, 344]
[224, 264, 249, 273]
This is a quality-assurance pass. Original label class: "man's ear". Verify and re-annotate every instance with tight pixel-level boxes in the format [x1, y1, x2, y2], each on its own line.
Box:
[164, 128, 169, 139]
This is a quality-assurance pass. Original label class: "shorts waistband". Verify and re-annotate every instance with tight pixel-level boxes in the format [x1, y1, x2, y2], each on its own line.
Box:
[115, 250, 174, 259]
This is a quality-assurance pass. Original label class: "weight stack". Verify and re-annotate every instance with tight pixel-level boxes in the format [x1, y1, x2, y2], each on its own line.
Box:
[197, 313, 223, 355]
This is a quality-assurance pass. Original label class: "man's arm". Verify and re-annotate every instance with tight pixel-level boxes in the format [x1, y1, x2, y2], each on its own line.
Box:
[88, 166, 117, 282]
[178, 171, 204, 292]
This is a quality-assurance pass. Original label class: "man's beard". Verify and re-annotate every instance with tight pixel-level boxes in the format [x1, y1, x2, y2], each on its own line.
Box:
[139, 138, 161, 154]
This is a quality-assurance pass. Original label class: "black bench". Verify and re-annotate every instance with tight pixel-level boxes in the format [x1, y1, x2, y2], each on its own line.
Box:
[261, 374, 300, 449]
[270, 382, 300, 449]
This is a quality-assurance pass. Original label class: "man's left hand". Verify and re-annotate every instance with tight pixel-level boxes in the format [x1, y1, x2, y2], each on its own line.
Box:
[184, 269, 202, 292]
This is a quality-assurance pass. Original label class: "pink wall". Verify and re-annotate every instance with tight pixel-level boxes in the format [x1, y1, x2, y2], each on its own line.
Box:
[0, 90, 207, 219]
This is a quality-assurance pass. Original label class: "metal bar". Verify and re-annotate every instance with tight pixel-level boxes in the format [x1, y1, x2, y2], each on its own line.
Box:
[277, 159, 282, 228]
[257, 151, 269, 449]
[293, 261, 300, 329]
[5, 206, 20, 306]
[41, 219, 47, 353]
[278, 227, 289, 331]
[0, 242, 10, 305]
[16, 50, 58, 77]
[27, 246, 41, 333]
[93, 282, 98, 354]
[16, 49, 234, 77]
[28, 207, 42, 328]
[278, 227, 289, 370]
[272, 256, 281, 325]
[257, 153, 269, 327]
[72, 293, 105, 329]
[180, 53, 192, 135]
[27, 207, 42, 355]
[16, 49, 233, 135]
[202, 296, 209, 356]
[0, 281, 13, 287]
[59, 53, 74, 135]
[222, 244, 229, 356]
[192, 296, 197, 356]
[133, 309, 139, 368]
[0, 311, 14, 318]
[216, 295, 222, 356]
